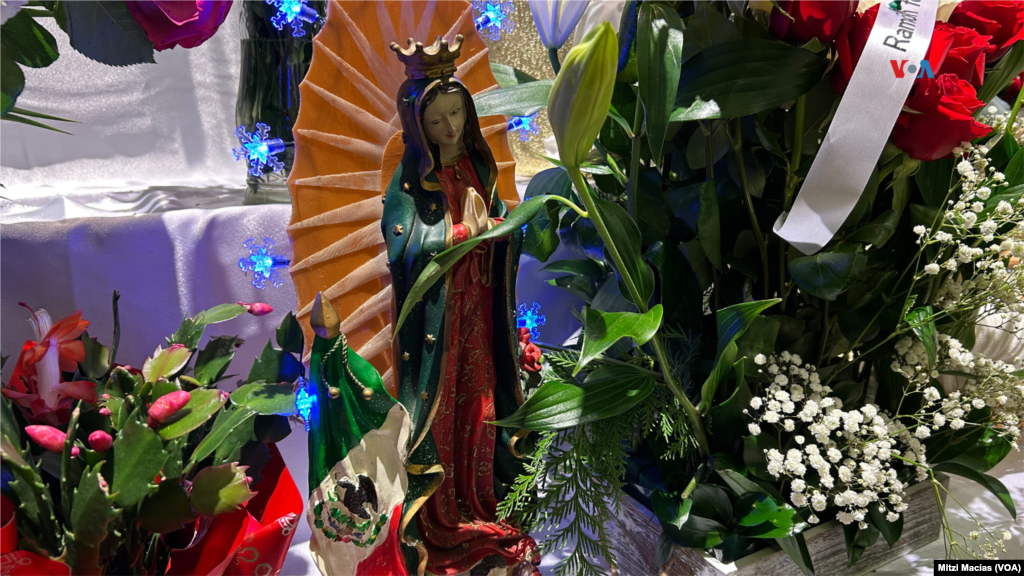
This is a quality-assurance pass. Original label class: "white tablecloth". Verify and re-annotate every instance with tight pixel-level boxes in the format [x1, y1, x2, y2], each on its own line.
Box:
[1, 204, 1020, 575]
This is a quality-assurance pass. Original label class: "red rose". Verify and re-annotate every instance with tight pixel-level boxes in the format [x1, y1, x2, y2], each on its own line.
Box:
[890, 74, 992, 161]
[769, 0, 859, 44]
[934, 24, 995, 86]
[126, 1, 232, 52]
[948, 0, 1024, 61]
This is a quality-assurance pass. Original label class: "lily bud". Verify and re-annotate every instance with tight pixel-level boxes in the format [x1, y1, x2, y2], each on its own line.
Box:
[547, 21, 617, 169]
[26, 425, 79, 457]
[239, 302, 274, 317]
[147, 390, 191, 429]
[88, 430, 113, 452]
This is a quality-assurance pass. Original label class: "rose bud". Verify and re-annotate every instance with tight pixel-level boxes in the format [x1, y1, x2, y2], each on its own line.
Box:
[147, 390, 191, 429]
[547, 21, 617, 170]
[98, 407, 111, 417]
[25, 425, 79, 457]
[239, 302, 273, 317]
[88, 430, 113, 452]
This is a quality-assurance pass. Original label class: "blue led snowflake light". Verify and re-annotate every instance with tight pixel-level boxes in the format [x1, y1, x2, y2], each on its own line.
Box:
[267, 0, 318, 37]
[507, 112, 540, 142]
[517, 302, 546, 340]
[239, 237, 290, 289]
[473, 0, 514, 41]
[295, 376, 316, 432]
[232, 123, 286, 177]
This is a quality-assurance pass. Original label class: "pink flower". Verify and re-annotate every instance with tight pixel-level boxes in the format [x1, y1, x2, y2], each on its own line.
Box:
[147, 391, 191, 429]
[25, 425, 79, 457]
[239, 302, 274, 317]
[88, 430, 113, 452]
[126, 1, 232, 52]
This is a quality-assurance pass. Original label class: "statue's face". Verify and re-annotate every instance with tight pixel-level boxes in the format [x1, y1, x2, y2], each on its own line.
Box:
[422, 91, 466, 149]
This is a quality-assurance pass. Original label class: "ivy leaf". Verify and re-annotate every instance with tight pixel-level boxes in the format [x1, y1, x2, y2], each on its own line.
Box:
[275, 312, 304, 355]
[138, 480, 197, 533]
[474, 79, 554, 117]
[190, 463, 255, 518]
[491, 365, 656, 430]
[637, 1, 684, 161]
[155, 388, 227, 440]
[932, 462, 1016, 520]
[69, 464, 118, 574]
[194, 336, 242, 385]
[230, 382, 298, 416]
[189, 406, 256, 467]
[788, 249, 868, 301]
[575, 305, 663, 375]
[246, 341, 303, 385]
[112, 411, 167, 507]
[142, 345, 192, 383]
[79, 334, 110, 379]
[63, 0, 154, 66]
[1, 10, 59, 68]
[697, 180, 721, 270]
[905, 306, 937, 370]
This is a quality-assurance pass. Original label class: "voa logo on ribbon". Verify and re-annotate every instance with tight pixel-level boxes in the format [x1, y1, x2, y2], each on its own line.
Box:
[890, 59, 936, 79]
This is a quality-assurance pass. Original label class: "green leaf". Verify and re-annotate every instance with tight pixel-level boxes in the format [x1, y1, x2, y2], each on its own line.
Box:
[575, 305, 663, 375]
[490, 62, 537, 87]
[645, 241, 703, 332]
[525, 167, 572, 200]
[691, 484, 733, 525]
[155, 388, 227, 440]
[9, 106, 75, 123]
[396, 196, 551, 333]
[523, 202, 561, 262]
[868, 504, 903, 549]
[788, 249, 868, 301]
[138, 480, 197, 533]
[190, 463, 255, 518]
[700, 341, 737, 413]
[246, 340, 303, 384]
[977, 42, 1024, 106]
[540, 258, 606, 279]
[933, 462, 1016, 520]
[63, 0, 154, 66]
[655, 531, 675, 567]
[196, 303, 247, 325]
[847, 210, 899, 247]
[717, 467, 765, 497]
[190, 405, 257, 466]
[1, 10, 59, 67]
[736, 494, 806, 538]
[103, 397, 127, 431]
[69, 464, 118, 574]
[194, 336, 241, 385]
[653, 489, 693, 531]
[1005, 149, 1024, 188]
[0, 434, 61, 556]
[474, 79, 554, 117]
[680, 1, 740, 63]
[676, 39, 827, 118]
[230, 382, 298, 415]
[735, 315, 780, 374]
[1, 53, 25, 115]
[275, 312, 304, 355]
[168, 315, 205, 349]
[594, 196, 655, 306]
[945, 429, 1013, 473]
[715, 299, 781, 359]
[491, 364, 656, 430]
[777, 534, 815, 576]
[707, 362, 752, 450]
[637, 2, 684, 162]
[142, 344, 192, 383]
[79, 334, 110, 379]
[113, 411, 168, 507]
[843, 522, 880, 566]
[906, 306, 937, 370]
[1, 398, 21, 448]
[697, 180, 721, 270]
[669, 96, 721, 122]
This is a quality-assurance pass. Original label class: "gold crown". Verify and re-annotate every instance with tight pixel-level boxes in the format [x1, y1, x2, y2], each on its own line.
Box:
[390, 35, 463, 80]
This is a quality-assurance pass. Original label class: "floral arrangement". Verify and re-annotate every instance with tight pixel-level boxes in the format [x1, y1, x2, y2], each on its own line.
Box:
[0, 294, 305, 575]
[1, 0, 232, 132]
[395, 1, 1024, 574]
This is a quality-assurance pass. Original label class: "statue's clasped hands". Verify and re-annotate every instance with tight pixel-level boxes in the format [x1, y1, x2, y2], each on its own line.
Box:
[459, 187, 499, 240]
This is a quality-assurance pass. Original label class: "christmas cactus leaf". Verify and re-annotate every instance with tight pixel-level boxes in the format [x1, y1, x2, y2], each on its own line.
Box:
[698, 180, 721, 270]
[473, 79, 554, 117]
[867, 502, 903, 548]
[246, 341, 303, 385]
[214, 417, 255, 465]
[637, 1, 684, 162]
[168, 315, 205, 350]
[112, 411, 167, 507]
[788, 248, 868, 301]
[699, 341, 737, 413]
[847, 210, 900, 248]
[594, 196, 655, 306]
[0, 436, 62, 556]
[194, 336, 242, 385]
[676, 39, 827, 118]
[102, 397, 127, 431]
[79, 334, 110, 379]
[524, 167, 572, 201]
[1, 52, 25, 115]
[63, 0, 154, 66]
[195, 303, 247, 325]
[1, 397, 21, 447]
[932, 463, 1016, 520]
[68, 464, 117, 574]
[142, 344, 192, 383]
[523, 201, 561, 263]
[905, 306, 938, 370]
[151, 378, 182, 400]
[490, 62, 538, 87]
[190, 463, 254, 518]
[491, 364, 656, 430]
[107, 366, 139, 397]
[230, 382, 297, 416]
[190, 406, 257, 466]
[397, 196, 550, 333]
[275, 312, 303, 355]
[156, 388, 228, 440]
[575, 305, 663, 375]
[137, 480, 197, 533]
[777, 533, 815, 576]
[1, 10, 59, 68]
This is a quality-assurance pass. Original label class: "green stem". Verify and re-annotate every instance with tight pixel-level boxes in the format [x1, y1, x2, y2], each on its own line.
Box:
[566, 165, 710, 458]
[627, 100, 644, 220]
[779, 95, 807, 312]
[1007, 85, 1024, 143]
[61, 403, 82, 520]
[548, 47, 561, 75]
[546, 193, 589, 218]
[732, 118, 769, 299]
[594, 140, 627, 186]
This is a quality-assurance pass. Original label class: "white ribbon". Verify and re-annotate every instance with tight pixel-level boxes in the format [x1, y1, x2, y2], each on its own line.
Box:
[774, 0, 939, 255]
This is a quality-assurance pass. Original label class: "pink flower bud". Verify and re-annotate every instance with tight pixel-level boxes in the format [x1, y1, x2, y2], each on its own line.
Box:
[88, 430, 113, 452]
[167, 344, 188, 353]
[147, 391, 191, 429]
[101, 393, 110, 399]
[25, 425, 78, 457]
[98, 407, 111, 417]
[239, 302, 273, 317]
